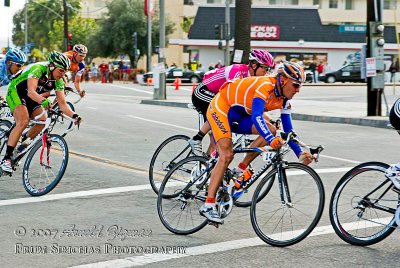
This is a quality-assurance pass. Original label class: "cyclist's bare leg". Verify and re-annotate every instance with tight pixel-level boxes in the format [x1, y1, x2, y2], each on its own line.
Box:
[239, 120, 276, 167]
[207, 137, 233, 199]
[25, 107, 46, 139]
[206, 134, 216, 156]
[8, 105, 30, 147]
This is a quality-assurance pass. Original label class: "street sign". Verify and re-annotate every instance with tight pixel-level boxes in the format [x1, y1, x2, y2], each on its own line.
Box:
[339, 25, 366, 33]
[366, 57, 376, 77]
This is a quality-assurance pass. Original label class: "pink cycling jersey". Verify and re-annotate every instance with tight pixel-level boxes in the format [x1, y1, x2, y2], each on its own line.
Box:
[201, 64, 250, 93]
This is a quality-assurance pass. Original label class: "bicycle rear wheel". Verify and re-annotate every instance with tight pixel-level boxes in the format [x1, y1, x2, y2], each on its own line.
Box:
[157, 156, 209, 235]
[149, 134, 193, 194]
[22, 134, 69, 196]
[329, 162, 398, 246]
[250, 162, 325, 247]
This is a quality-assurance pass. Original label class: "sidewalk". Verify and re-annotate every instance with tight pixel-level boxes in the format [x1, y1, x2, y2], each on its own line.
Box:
[140, 84, 397, 129]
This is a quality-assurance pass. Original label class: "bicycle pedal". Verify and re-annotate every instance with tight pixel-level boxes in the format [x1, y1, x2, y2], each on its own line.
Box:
[208, 221, 222, 228]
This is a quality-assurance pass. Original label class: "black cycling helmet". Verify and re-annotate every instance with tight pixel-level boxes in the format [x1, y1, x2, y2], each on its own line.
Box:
[389, 98, 400, 131]
[48, 51, 71, 70]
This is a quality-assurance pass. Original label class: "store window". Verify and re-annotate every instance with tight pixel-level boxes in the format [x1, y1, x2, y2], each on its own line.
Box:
[313, 0, 319, 6]
[383, 0, 396, 10]
[269, 0, 298, 4]
[345, 0, 353, 10]
[329, 0, 338, 8]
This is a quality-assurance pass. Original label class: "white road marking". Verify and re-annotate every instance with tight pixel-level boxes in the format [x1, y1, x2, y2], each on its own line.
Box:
[128, 116, 362, 164]
[69, 217, 392, 268]
[319, 154, 361, 164]
[107, 84, 153, 95]
[87, 107, 98, 110]
[126, 115, 197, 132]
[0, 166, 352, 207]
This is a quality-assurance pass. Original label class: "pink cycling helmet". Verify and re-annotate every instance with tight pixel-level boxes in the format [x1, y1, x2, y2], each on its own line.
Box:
[249, 49, 275, 67]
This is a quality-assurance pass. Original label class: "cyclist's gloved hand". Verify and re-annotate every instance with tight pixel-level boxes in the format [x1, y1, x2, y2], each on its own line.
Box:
[299, 151, 313, 165]
[79, 90, 86, 98]
[41, 99, 51, 109]
[72, 113, 83, 128]
[269, 136, 284, 150]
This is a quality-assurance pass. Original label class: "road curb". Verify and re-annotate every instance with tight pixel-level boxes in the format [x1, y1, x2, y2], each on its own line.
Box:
[140, 99, 389, 129]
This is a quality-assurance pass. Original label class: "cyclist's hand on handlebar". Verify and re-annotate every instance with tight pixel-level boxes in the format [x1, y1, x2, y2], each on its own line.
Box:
[78, 90, 86, 98]
[72, 114, 83, 128]
[41, 99, 51, 110]
[269, 136, 285, 150]
[299, 151, 313, 165]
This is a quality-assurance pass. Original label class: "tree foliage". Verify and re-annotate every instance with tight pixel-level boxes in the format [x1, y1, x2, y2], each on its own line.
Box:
[49, 17, 99, 53]
[87, 0, 175, 67]
[12, 0, 81, 52]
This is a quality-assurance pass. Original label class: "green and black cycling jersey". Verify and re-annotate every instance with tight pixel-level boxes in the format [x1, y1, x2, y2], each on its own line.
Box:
[6, 62, 64, 113]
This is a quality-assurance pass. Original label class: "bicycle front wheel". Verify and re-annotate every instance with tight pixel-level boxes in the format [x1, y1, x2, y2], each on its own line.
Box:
[251, 162, 325, 247]
[157, 156, 209, 235]
[329, 162, 398, 246]
[22, 134, 69, 196]
[149, 134, 192, 194]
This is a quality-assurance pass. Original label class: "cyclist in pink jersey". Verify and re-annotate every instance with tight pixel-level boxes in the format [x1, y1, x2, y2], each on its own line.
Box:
[190, 49, 275, 156]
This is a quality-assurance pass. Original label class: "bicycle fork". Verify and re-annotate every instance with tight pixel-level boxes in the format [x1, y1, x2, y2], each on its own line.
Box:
[276, 163, 293, 208]
[39, 132, 52, 169]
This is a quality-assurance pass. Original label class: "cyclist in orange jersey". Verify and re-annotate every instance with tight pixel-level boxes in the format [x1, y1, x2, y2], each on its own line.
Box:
[200, 61, 314, 224]
[63, 44, 88, 97]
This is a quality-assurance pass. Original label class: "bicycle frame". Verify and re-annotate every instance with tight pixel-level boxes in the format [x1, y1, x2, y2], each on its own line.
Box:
[184, 131, 324, 205]
[5, 109, 75, 165]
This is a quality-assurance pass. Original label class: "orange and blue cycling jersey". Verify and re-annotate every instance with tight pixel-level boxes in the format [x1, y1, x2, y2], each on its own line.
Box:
[207, 75, 302, 156]
[63, 51, 85, 76]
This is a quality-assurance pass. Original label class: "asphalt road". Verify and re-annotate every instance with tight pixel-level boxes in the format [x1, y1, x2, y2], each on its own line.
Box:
[0, 82, 399, 268]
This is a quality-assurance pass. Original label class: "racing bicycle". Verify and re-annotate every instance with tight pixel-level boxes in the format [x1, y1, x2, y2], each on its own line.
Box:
[157, 131, 325, 247]
[0, 108, 76, 196]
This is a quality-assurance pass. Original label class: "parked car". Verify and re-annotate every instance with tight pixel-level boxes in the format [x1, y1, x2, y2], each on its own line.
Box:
[319, 63, 365, 83]
[143, 67, 205, 84]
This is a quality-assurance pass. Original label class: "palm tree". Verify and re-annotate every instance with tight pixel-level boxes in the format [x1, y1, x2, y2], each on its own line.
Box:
[234, 0, 251, 64]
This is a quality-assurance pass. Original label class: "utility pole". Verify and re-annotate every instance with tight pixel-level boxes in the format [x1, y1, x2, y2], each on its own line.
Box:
[24, 0, 28, 50]
[224, 0, 230, 66]
[147, 0, 152, 72]
[155, 0, 166, 100]
[63, 0, 68, 51]
[366, 0, 385, 116]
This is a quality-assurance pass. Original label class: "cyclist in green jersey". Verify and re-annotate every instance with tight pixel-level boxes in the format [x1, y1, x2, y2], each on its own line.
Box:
[1, 51, 81, 173]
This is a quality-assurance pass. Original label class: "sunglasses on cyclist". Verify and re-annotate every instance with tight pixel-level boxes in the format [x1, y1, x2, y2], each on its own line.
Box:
[11, 62, 24, 68]
[57, 68, 67, 73]
[292, 82, 302, 89]
[259, 64, 272, 72]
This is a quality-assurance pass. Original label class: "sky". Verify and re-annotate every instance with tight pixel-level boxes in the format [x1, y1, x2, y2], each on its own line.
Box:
[0, 0, 26, 49]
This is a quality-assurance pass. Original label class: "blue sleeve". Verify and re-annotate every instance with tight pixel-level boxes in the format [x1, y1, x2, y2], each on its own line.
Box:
[281, 113, 302, 156]
[251, 97, 275, 144]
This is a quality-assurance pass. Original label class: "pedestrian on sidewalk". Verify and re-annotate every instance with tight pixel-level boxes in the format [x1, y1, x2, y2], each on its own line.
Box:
[309, 61, 317, 83]
[389, 57, 398, 83]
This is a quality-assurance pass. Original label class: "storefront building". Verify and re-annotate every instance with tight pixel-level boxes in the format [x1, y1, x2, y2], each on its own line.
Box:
[170, 6, 398, 71]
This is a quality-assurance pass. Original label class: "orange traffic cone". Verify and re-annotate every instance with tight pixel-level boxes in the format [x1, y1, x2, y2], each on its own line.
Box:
[173, 78, 181, 90]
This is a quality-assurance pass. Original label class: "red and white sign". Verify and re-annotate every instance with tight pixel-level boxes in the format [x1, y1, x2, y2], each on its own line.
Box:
[251, 25, 280, 40]
[366, 57, 376, 77]
[144, 0, 155, 17]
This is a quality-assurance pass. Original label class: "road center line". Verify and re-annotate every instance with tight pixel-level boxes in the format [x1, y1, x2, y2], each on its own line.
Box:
[126, 115, 197, 132]
[0, 166, 352, 207]
[107, 84, 153, 95]
[69, 218, 391, 268]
